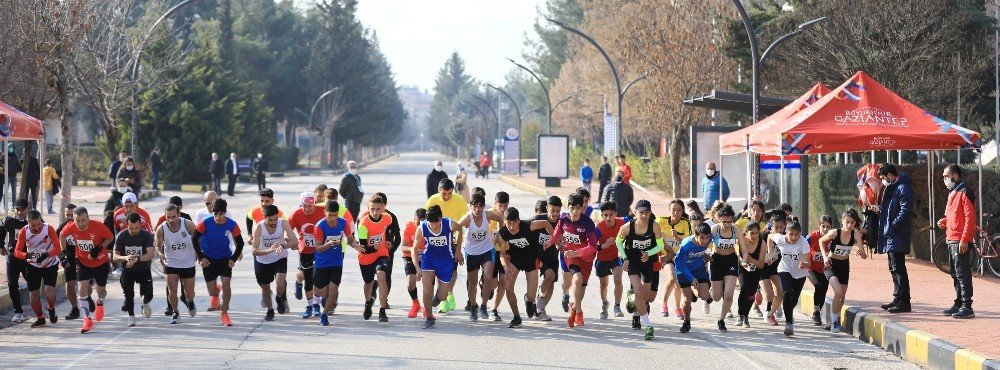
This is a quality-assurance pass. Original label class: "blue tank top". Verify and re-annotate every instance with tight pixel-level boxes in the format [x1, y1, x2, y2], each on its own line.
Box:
[199, 218, 238, 260]
[314, 218, 347, 268]
[421, 218, 455, 260]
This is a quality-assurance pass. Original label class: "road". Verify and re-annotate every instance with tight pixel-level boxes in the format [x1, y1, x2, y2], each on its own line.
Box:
[0, 152, 915, 369]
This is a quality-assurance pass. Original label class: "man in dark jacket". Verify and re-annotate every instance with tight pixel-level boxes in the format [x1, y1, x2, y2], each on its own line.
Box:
[425, 160, 449, 198]
[597, 156, 612, 202]
[209, 152, 224, 195]
[338, 160, 364, 219]
[109, 150, 126, 185]
[875, 164, 913, 313]
[602, 171, 634, 217]
[5, 146, 20, 209]
[937, 164, 976, 319]
[149, 148, 162, 191]
[20, 154, 39, 210]
[252, 152, 268, 191]
[224, 153, 239, 196]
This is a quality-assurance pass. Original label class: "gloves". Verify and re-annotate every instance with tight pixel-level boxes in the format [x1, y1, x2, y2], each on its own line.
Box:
[35, 252, 47, 264]
[89, 246, 101, 259]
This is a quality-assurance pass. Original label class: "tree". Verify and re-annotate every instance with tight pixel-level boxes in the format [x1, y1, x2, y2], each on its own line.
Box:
[428, 52, 476, 149]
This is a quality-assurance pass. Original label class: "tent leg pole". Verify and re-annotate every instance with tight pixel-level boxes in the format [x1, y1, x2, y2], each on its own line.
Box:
[779, 154, 786, 205]
[929, 151, 936, 256]
[979, 151, 984, 237]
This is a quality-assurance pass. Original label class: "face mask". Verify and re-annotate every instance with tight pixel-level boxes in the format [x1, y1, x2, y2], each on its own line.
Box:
[435, 166, 442, 172]
[347, 168, 356, 175]
[881, 179, 891, 187]
[257, 154, 262, 159]
[706, 170, 716, 177]
[126, 165, 133, 170]
[944, 177, 955, 190]
[117, 186, 128, 193]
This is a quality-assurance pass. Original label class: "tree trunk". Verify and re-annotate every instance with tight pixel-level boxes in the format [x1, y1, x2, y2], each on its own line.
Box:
[667, 125, 683, 199]
[20, 141, 34, 205]
[59, 103, 74, 222]
[100, 113, 119, 161]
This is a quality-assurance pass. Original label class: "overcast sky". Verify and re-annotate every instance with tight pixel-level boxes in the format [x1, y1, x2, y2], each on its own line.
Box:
[347, 0, 546, 92]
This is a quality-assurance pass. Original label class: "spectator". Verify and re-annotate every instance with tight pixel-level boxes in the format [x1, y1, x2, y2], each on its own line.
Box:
[937, 164, 975, 319]
[42, 159, 59, 214]
[478, 151, 491, 178]
[454, 161, 470, 201]
[224, 152, 238, 196]
[252, 152, 268, 191]
[209, 152, 224, 195]
[602, 171, 633, 217]
[20, 153, 39, 210]
[5, 145, 20, 209]
[104, 177, 132, 216]
[118, 156, 142, 194]
[616, 154, 632, 185]
[580, 159, 594, 196]
[701, 162, 730, 210]
[425, 160, 449, 198]
[875, 163, 913, 313]
[149, 147, 162, 191]
[598, 156, 612, 202]
[109, 149, 126, 185]
[338, 160, 364, 219]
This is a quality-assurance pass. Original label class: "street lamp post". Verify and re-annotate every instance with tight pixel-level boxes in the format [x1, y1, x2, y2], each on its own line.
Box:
[486, 84, 522, 175]
[294, 87, 341, 170]
[507, 58, 553, 134]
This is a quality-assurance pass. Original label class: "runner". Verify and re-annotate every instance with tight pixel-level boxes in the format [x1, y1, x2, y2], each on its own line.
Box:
[195, 191, 234, 224]
[252, 205, 298, 321]
[156, 196, 193, 228]
[595, 201, 626, 320]
[14, 210, 61, 328]
[675, 223, 713, 334]
[818, 209, 867, 333]
[288, 192, 322, 318]
[412, 205, 463, 328]
[530, 197, 561, 321]
[736, 200, 767, 318]
[324, 189, 356, 226]
[496, 207, 538, 328]
[365, 192, 400, 310]
[1, 199, 30, 323]
[767, 220, 810, 336]
[487, 192, 510, 322]
[401, 208, 427, 318]
[559, 189, 594, 313]
[548, 194, 599, 328]
[709, 205, 744, 332]
[423, 179, 466, 313]
[735, 222, 764, 328]
[193, 198, 244, 326]
[113, 193, 153, 234]
[56, 204, 81, 320]
[762, 211, 788, 325]
[655, 199, 690, 319]
[312, 200, 358, 326]
[806, 215, 834, 327]
[355, 195, 393, 322]
[155, 204, 199, 324]
[156, 196, 192, 317]
[314, 184, 328, 204]
[455, 194, 501, 322]
[615, 200, 664, 340]
[112, 213, 156, 327]
[60, 207, 115, 333]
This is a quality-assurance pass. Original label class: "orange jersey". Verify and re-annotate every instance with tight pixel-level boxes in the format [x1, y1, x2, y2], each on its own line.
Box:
[61, 220, 115, 268]
[113, 207, 153, 234]
[356, 213, 393, 265]
[288, 208, 324, 254]
[402, 220, 426, 258]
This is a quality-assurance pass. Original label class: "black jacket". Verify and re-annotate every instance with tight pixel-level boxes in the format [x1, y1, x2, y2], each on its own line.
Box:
[21, 156, 39, 186]
[252, 157, 268, 174]
[210, 159, 224, 177]
[598, 163, 612, 183]
[150, 153, 162, 172]
[224, 159, 239, 176]
[339, 173, 364, 203]
[602, 180, 634, 217]
[426, 170, 449, 198]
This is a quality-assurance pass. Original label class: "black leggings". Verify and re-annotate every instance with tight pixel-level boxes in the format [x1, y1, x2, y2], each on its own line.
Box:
[778, 272, 806, 325]
[6, 257, 27, 314]
[737, 269, 760, 317]
[121, 269, 154, 316]
[807, 270, 829, 310]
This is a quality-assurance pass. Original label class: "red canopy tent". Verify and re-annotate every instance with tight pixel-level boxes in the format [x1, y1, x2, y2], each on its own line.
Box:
[0, 101, 46, 214]
[719, 83, 830, 155]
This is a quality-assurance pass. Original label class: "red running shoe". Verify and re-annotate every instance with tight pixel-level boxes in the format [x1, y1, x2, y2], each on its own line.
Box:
[209, 296, 220, 312]
[407, 300, 421, 319]
[80, 317, 95, 334]
[94, 302, 105, 322]
[221, 312, 233, 327]
[575, 311, 585, 327]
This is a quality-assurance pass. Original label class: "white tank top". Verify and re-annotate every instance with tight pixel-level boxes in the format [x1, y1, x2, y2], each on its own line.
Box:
[256, 220, 289, 264]
[24, 224, 58, 268]
[463, 210, 493, 256]
[162, 219, 197, 268]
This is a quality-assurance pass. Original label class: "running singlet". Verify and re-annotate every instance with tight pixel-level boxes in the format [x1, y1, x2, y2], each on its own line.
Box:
[674, 235, 709, 281]
[161, 219, 197, 269]
[113, 207, 153, 234]
[255, 220, 289, 264]
[421, 218, 455, 260]
[498, 220, 535, 258]
[623, 220, 657, 260]
[774, 234, 810, 279]
[596, 217, 626, 262]
[463, 212, 492, 256]
[713, 226, 738, 253]
[15, 224, 60, 268]
[288, 208, 324, 254]
[829, 229, 855, 258]
[655, 216, 691, 254]
[62, 220, 114, 268]
[532, 214, 558, 260]
[743, 237, 763, 272]
[807, 230, 825, 273]
[357, 213, 393, 265]
[402, 220, 425, 258]
[552, 214, 598, 265]
[314, 218, 351, 268]
[197, 218, 241, 260]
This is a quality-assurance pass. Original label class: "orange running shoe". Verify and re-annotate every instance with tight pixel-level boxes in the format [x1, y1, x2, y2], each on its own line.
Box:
[568, 310, 577, 328]
[221, 312, 232, 327]
[575, 311, 585, 327]
[94, 302, 105, 322]
[80, 317, 95, 334]
[210, 295, 220, 311]
[407, 300, 421, 319]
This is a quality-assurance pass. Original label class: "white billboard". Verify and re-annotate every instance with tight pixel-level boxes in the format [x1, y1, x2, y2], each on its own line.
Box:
[538, 135, 569, 178]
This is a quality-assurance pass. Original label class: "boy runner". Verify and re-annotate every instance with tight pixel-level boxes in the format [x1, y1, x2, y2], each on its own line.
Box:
[412, 205, 463, 328]
[112, 213, 156, 327]
[312, 201, 358, 325]
[251, 205, 298, 321]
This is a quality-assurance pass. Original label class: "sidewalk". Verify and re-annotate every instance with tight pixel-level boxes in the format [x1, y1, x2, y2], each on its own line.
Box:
[499, 171, 679, 214]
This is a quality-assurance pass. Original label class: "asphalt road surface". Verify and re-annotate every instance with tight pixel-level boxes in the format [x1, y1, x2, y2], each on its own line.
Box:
[0, 152, 915, 369]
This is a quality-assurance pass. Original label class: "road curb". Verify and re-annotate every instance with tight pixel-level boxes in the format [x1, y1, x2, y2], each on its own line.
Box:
[499, 175, 548, 197]
[799, 289, 999, 370]
[1, 270, 65, 313]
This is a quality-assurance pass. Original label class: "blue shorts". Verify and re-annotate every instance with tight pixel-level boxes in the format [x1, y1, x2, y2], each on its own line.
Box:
[677, 266, 710, 288]
[464, 250, 494, 272]
[421, 254, 455, 283]
[594, 258, 623, 278]
[559, 252, 569, 273]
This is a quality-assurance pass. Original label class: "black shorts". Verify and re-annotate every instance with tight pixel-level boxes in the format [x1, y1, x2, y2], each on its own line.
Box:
[493, 259, 506, 277]
[26, 264, 58, 290]
[465, 250, 494, 272]
[202, 258, 233, 282]
[626, 257, 658, 284]
[508, 255, 537, 273]
[360, 256, 390, 284]
[404, 256, 418, 276]
[298, 253, 315, 270]
[61, 257, 78, 281]
[77, 263, 110, 287]
[595, 258, 622, 278]
[254, 258, 288, 286]
[165, 266, 196, 279]
[314, 266, 343, 289]
[824, 258, 850, 285]
[538, 255, 560, 280]
[677, 267, 710, 288]
[710, 253, 740, 281]
[760, 261, 778, 278]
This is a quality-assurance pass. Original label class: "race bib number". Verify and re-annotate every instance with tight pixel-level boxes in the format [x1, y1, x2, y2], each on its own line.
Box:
[304, 235, 317, 248]
[325, 235, 343, 245]
[782, 253, 799, 262]
[632, 239, 652, 251]
[427, 236, 449, 247]
[717, 239, 737, 250]
[470, 230, 488, 241]
[833, 244, 852, 256]
[29, 252, 44, 261]
[124, 245, 144, 257]
[538, 233, 551, 245]
[368, 234, 384, 247]
[812, 252, 824, 262]
[508, 238, 530, 249]
[746, 263, 757, 272]
[563, 232, 581, 245]
[168, 242, 189, 251]
[76, 240, 95, 252]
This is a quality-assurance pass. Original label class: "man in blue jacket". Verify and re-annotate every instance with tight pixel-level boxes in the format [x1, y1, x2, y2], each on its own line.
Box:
[874, 164, 913, 313]
[580, 159, 594, 196]
[701, 162, 729, 210]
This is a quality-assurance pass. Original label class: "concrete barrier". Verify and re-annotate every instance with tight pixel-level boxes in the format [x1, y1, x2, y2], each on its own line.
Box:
[498, 175, 548, 197]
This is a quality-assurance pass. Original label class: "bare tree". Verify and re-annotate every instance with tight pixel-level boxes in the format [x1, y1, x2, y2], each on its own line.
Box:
[316, 90, 346, 168]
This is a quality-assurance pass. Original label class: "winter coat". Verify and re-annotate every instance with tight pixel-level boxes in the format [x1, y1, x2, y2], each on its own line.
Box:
[877, 173, 914, 254]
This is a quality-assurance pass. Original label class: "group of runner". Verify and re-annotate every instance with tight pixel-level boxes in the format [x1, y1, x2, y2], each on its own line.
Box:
[3, 177, 868, 340]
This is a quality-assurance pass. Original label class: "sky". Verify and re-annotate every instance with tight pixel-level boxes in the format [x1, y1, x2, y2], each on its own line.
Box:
[348, 0, 546, 93]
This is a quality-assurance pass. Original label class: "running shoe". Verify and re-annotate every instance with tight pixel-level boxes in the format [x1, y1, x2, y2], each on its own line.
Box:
[31, 317, 46, 328]
[536, 311, 551, 321]
[363, 299, 374, 320]
[142, 303, 152, 319]
[675, 308, 685, 321]
[508, 315, 522, 328]
[170, 313, 180, 325]
[783, 323, 794, 336]
[48, 308, 58, 324]
[465, 300, 473, 312]
[717, 320, 727, 332]
[408, 300, 421, 318]
[80, 317, 95, 334]
[812, 310, 823, 326]
[378, 308, 388, 323]
[303, 305, 314, 319]
[187, 300, 197, 317]
[111, 266, 123, 280]
[479, 304, 488, 319]
[209, 295, 220, 312]
[445, 293, 456, 312]
[221, 312, 233, 326]
[276, 297, 288, 314]
[422, 317, 436, 329]
[562, 294, 570, 313]
[703, 300, 711, 315]
[661, 302, 669, 317]
[575, 311, 585, 327]
[625, 290, 635, 313]
[470, 309, 479, 322]
[526, 301, 537, 319]
[775, 309, 783, 318]
[632, 316, 641, 330]
[295, 282, 303, 300]
[644, 326, 654, 341]
[752, 305, 764, 318]
[568, 310, 577, 328]
[87, 297, 95, 313]
[265, 309, 275, 321]
[65, 307, 80, 320]
[943, 304, 961, 316]
[492, 310, 502, 322]
[830, 321, 842, 333]
[312, 303, 321, 317]
[680, 320, 691, 333]
[432, 295, 442, 308]
[614, 304, 624, 317]
[767, 315, 778, 326]
[600, 302, 609, 320]
[126, 316, 136, 327]
[165, 306, 174, 317]
[952, 307, 975, 319]
[742, 316, 751, 328]
[95, 301, 105, 322]
[320, 313, 330, 326]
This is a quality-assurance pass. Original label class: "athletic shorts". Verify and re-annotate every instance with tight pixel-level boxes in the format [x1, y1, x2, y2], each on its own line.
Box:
[626, 258, 658, 284]
[558, 252, 569, 273]
[25, 265, 58, 290]
[824, 258, 850, 285]
[465, 250, 494, 272]
[567, 262, 594, 286]
[202, 258, 233, 282]
[538, 255, 560, 280]
[493, 257, 506, 277]
[298, 253, 315, 270]
[77, 263, 110, 287]
[404, 256, 418, 276]
[508, 254, 537, 273]
[314, 266, 343, 289]
[677, 267, 710, 288]
[254, 258, 288, 286]
[360, 256, 391, 284]
[61, 257, 78, 281]
[165, 266, 196, 279]
[710, 253, 740, 281]
[420, 255, 455, 283]
[595, 258, 623, 278]
[760, 254, 781, 278]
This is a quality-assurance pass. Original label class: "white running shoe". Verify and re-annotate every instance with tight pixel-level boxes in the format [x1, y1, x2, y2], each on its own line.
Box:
[111, 267, 123, 280]
[142, 303, 152, 318]
[703, 301, 711, 315]
[536, 311, 552, 321]
[752, 306, 764, 318]
[126, 316, 137, 327]
[11, 313, 24, 324]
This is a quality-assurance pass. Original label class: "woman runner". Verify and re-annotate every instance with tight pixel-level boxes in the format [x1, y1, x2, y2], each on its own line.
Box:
[818, 209, 868, 333]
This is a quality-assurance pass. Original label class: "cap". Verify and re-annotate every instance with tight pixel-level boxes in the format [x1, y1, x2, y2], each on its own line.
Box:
[14, 198, 28, 210]
[634, 200, 652, 212]
[122, 192, 138, 204]
[300, 192, 315, 206]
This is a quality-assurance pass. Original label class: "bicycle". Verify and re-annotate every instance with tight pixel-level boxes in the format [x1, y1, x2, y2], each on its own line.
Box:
[932, 213, 1000, 278]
